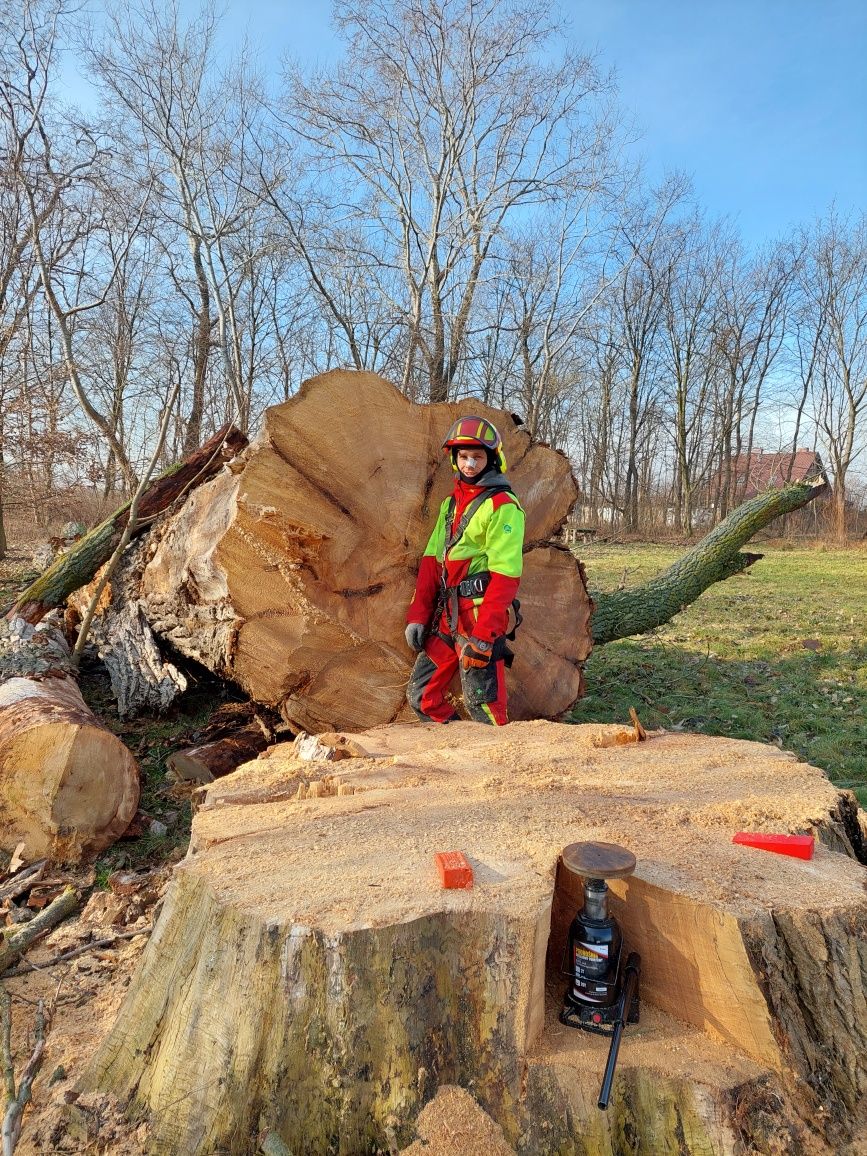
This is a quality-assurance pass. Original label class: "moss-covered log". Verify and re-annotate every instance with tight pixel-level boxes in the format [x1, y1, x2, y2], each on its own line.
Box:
[6, 425, 248, 625]
[590, 478, 828, 646]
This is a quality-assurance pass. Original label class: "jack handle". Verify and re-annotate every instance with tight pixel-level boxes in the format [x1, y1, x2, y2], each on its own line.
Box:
[597, 951, 641, 1111]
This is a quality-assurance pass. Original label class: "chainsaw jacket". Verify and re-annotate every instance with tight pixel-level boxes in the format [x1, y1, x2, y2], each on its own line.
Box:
[406, 469, 524, 645]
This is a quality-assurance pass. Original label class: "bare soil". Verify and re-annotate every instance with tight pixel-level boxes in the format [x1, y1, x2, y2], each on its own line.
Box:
[3, 869, 172, 1155]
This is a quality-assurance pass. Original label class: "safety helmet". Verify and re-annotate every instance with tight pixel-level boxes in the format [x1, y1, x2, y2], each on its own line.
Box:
[442, 416, 507, 473]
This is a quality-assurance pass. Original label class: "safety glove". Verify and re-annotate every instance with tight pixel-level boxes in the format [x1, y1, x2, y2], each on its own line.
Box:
[405, 623, 427, 652]
[460, 636, 493, 669]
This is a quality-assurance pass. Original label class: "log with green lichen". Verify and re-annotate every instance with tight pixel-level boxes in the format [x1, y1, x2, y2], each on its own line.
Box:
[590, 478, 828, 646]
[5, 425, 247, 625]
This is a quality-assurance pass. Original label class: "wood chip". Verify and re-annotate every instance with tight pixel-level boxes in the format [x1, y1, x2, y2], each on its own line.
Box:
[630, 707, 648, 741]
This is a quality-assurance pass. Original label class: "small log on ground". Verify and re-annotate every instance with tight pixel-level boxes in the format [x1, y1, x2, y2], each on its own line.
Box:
[80, 723, 867, 1155]
[0, 619, 139, 862]
[166, 723, 271, 784]
[0, 885, 79, 973]
[131, 369, 590, 731]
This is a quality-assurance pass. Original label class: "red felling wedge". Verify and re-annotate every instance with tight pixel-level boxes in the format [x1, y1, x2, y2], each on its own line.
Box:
[435, 851, 474, 889]
[732, 832, 815, 859]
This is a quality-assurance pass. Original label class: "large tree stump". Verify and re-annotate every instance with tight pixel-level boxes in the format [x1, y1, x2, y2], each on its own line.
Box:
[0, 619, 139, 861]
[133, 369, 590, 732]
[79, 722, 867, 1154]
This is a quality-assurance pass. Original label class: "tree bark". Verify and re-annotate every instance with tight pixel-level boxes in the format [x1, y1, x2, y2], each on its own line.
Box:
[78, 721, 867, 1155]
[67, 541, 189, 719]
[6, 425, 247, 625]
[590, 477, 828, 646]
[0, 619, 139, 863]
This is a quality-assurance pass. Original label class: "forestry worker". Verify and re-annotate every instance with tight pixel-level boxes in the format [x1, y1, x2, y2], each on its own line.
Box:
[405, 416, 525, 725]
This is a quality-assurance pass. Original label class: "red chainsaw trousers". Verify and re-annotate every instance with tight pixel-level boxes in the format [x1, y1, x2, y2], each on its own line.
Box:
[407, 630, 508, 726]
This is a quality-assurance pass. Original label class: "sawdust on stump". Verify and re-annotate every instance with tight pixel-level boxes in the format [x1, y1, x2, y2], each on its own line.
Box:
[400, 1085, 515, 1155]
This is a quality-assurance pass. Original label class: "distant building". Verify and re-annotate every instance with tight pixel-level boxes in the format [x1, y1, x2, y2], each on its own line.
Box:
[730, 449, 829, 499]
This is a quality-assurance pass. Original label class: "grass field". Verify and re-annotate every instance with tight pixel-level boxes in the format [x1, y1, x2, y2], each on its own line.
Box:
[569, 543, 867, 806]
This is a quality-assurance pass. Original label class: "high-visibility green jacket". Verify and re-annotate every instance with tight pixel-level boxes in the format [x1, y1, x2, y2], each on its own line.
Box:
[407, 476, 525, 643]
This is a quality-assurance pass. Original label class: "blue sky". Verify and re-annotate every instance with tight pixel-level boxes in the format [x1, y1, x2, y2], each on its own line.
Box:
[65, 0, 866, 249]
[568, 0, 867, 246]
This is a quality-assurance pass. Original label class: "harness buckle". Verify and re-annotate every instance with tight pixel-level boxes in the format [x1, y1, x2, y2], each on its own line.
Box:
[457, 571, 491, 598]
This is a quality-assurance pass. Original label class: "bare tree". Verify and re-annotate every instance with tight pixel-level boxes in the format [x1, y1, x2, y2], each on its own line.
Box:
[661, 212, 728, 533]
[86, 0, 273, 437]
[710, 239, 794, 517]
[286, 0, 620, 401]
[475, 187, 622, 444]
[0, 0, 68, 550]
[613, 178, 688, 532]
[2, 0, 148, 493]
[797, 212, 867, 540]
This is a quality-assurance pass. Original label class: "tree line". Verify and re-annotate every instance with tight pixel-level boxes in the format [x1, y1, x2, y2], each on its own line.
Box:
[1, 0, 865, 557]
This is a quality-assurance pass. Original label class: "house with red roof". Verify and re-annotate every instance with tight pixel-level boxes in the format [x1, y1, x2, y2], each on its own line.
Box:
[730, 448, 829, 499]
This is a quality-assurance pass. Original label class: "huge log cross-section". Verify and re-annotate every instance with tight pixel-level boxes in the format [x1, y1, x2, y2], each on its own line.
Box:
[135, 370, 592, 731]
[127, 369, 825, 732]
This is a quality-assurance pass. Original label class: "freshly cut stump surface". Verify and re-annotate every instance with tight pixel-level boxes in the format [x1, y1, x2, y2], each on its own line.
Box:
[137, 369, 590, 731]
[80, 722, 867, 1155]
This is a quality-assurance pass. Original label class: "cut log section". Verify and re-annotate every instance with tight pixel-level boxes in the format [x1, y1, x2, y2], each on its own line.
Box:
[132, 370, 589, 731]
[0, 619, 139, 862]
[79, 723, 867, 1154]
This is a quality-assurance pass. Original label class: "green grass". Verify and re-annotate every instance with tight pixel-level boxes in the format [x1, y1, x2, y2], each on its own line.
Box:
[571, 538, 867, 804]
[568, 544, 867, 806]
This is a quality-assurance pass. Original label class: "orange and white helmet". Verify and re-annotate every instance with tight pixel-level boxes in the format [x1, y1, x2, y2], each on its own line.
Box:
[442, 416, 507, 473]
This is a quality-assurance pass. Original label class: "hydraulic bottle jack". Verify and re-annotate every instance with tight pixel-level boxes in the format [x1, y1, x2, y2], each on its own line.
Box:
[558, 840, 641, 1109]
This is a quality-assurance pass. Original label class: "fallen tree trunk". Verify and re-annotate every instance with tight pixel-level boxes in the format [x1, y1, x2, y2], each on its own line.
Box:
[6, 424, 247, 625]
[590, 477, 828, 645]
[78, 722, 867, 1155]
[132, 370, 590, 730]
[83, 370, 825, 731]
[0, 619, 139, 862]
